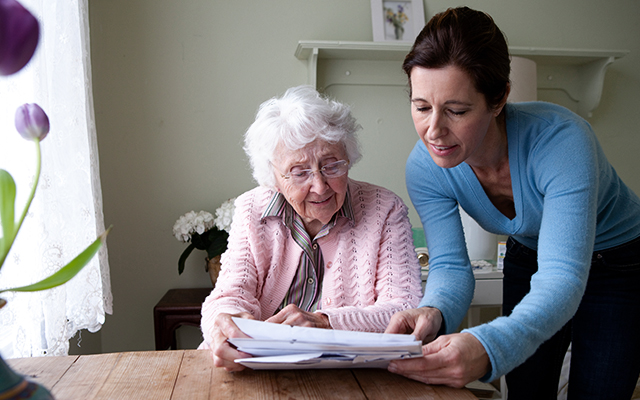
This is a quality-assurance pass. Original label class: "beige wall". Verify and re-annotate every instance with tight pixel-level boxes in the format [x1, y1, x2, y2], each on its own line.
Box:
[81, 0, 640, 354]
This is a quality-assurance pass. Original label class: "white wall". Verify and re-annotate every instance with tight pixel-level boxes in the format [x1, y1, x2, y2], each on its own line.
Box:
[82, 0, 640, 354]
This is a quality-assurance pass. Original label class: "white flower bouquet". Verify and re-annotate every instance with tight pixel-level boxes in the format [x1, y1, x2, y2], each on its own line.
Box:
[172, 198, 236, 274]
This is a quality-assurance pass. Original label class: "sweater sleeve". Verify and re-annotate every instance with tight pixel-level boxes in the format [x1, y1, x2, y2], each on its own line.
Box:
[200, 191, 266, 346]
[319, 183, 423, 332]
[406, 142, 476, 334]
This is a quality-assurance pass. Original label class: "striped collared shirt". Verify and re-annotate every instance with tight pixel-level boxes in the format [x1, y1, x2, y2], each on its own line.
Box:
[261, 188, 354, 312]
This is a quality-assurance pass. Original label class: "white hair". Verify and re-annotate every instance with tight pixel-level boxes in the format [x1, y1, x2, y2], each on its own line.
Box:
[243, 85, 362, 189]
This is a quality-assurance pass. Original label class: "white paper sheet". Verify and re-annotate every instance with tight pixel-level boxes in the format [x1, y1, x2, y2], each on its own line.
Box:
[229, 317, 423, 370]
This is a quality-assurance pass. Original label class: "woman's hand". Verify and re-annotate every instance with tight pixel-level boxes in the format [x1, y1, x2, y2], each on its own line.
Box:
[266, 304, 332, 329]
[387, 332, 490, 388]
[210, 312, 254, 372]
[385, 307, 443, 344]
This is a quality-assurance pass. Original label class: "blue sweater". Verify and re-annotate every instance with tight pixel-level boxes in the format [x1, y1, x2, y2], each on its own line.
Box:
[406, 102, 640, 381]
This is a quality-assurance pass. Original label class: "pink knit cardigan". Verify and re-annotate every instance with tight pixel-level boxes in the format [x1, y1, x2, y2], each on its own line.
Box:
[200, 179, 422, 346]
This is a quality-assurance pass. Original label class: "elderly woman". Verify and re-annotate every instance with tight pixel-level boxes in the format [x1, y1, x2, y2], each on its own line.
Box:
[199, 85, 422, 371]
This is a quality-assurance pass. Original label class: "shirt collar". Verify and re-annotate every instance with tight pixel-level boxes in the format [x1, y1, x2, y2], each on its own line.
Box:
[261, 185, 354, 226]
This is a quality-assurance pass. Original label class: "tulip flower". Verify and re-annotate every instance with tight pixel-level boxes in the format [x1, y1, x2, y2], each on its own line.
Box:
[0, 103, 49, 268]
[0, 0, 39, 75]
[1, 103, 110, 296]
[15, 103, 49, 141]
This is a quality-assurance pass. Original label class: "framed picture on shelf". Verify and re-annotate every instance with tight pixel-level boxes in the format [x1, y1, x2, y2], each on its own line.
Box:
[370, 0, 425, 43]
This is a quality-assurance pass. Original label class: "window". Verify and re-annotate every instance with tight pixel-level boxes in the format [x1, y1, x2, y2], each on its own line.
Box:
[0, 0, 111, 358]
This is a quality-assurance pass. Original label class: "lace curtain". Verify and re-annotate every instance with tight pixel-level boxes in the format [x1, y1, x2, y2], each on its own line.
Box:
[0, 0, 111, 358]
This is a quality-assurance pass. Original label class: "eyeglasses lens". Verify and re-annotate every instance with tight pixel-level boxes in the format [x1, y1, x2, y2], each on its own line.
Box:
[288, 160, 348, 184]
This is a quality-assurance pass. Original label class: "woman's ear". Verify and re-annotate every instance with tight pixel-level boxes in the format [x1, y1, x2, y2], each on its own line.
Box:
[494, 83, 511, 116]
[273, 177, 282, 193]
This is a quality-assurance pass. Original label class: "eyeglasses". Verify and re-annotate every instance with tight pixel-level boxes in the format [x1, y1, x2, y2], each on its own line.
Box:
[274, 160, 349, 185]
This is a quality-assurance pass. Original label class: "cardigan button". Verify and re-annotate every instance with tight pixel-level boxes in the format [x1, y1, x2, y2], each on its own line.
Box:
[326, 262, 332, 269]
[325, 298, 331, 305]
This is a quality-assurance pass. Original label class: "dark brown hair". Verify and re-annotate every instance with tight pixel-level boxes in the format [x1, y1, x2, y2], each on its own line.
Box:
[402, 7, 511, 110]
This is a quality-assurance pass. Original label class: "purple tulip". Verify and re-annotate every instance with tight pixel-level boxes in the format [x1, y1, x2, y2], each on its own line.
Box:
[0, 0, 39, 75]
[15, 103, 49, 140]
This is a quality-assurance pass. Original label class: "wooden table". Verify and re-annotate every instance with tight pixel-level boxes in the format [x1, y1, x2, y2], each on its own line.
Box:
[8, 350, 477, 399]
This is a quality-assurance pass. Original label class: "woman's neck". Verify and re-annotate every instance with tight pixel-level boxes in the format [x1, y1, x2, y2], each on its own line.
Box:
[304, 221, 323, 238]
[469, 112, 516, 219]
[468, 111, 508, 172]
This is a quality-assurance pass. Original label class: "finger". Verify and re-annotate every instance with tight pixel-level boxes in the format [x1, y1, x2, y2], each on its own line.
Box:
[212, 341, 251, 371]
[411, 319, 433, 342]
[388, 355, 430, 373]
[422, 335, 448, 356]
[388, 341, 449, 374]
[268, 305, 321, 327]
[288, 316, 316, 327]
[213, 352, 245, 372]
[385, 312, 414, 335]
[266, 304, 301, 324]
[384, 314, 403, 334]
[218, 315, 252, 339]
[387, 356, 437, 384]
[388, 356, 450, 386]
[411, 309, 443, 343]
[230, 312, 256, 338]
[403, 363, 466, 389]
[275, 315, 304, 327]
[265, 310, 287, 324]
[401, 369, 453, 387]
[235, 312, 255, 320]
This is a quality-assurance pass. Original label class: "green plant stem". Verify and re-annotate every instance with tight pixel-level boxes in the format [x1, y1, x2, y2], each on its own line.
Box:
[16, 139, 41, 237]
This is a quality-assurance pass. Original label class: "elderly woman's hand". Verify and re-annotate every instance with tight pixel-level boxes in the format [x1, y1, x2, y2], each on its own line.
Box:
[385, 306, 443, 344]
[266, 304, 332, 329]
[211, 312, 254, 371]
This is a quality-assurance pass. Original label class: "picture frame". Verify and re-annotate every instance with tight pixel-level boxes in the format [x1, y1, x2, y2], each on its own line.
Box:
[370, 0, 425, 43]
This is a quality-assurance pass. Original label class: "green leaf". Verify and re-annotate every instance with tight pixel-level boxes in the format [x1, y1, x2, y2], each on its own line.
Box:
[206, 230, 229, 260]
[190, 232, 209, 251]
[178, 243, 196, 275]
[0, 226, 111, 293]
[0, 169, 17, 268]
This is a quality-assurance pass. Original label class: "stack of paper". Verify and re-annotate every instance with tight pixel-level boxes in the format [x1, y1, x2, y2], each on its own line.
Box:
[229, 317, 423, 370]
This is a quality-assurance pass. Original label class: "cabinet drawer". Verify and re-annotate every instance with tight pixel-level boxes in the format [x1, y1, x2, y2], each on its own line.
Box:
[471, 279, 503, 306]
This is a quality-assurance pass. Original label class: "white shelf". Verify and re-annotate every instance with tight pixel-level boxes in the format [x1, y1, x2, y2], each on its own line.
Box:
[295, 40, 628, 117]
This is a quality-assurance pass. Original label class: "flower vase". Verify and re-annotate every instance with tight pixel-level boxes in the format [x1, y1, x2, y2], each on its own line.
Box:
[205, 255, 222, 287]
[394, 25, 404, 40]
[0, 355, 54, 399]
